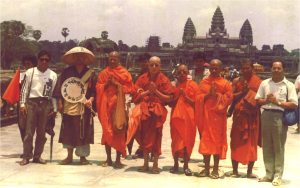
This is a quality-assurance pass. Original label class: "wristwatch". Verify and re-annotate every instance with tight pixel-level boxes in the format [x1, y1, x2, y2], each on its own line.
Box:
[277, 101, 281, 106]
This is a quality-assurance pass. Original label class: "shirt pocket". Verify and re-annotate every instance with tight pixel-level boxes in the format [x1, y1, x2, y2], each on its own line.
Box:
[278, 89, 287, 101]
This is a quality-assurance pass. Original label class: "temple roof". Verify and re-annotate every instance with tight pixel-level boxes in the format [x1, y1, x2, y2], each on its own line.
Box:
[183, 17, 197, 39]
[211, 6, 225, 32]
[239, 19, 253, 44]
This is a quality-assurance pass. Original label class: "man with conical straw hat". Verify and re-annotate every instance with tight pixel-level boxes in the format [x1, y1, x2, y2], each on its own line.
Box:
[53, 47, 97, 165]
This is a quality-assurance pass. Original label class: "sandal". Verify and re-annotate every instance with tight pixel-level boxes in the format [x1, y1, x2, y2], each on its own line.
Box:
[20, 159, 29, 166]
[80, 158, 89, 165]
[102, 160, 113, 167]
[169, 166, 178, 173]
[210, 171, 219, 179]
[137, 166, 149, 172]
[272, 179, 282, 186]
[199, 169, 210, 177]
[242, 173, 258, 178]
[60, 158, 73, 165]
[184, 168, 193, 176]
[32, 158, 47, 164]
[258, 176, 272, 182]
[114, 162, 123, 169]
[152, 167, 160, 174]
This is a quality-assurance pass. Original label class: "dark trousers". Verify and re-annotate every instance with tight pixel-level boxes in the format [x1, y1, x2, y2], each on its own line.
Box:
[23, 98, 50, 159]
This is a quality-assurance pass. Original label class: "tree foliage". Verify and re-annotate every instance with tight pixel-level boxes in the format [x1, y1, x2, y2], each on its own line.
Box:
[33, 30, 42, 41]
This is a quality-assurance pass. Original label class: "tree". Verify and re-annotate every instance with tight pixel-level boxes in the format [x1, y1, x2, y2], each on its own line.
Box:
[1, 20, 25, 69]
[33, 30, 42, 41]
[61, 28, 69, 51]
[130, 45, 139, 52]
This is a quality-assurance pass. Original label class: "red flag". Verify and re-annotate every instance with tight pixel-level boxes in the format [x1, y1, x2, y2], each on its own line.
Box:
[3, 68, 20, 105]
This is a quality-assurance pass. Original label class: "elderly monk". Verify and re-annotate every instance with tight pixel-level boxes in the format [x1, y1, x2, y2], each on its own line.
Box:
[230, 59, 262, 178]
[195, 59, 233, 179]
[169, 64, 198, 176]
[96, 51, 133, 168]
[132, 56, 173, 174]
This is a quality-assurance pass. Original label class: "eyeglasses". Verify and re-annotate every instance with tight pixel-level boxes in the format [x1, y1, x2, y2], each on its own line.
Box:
[178, 70, 188, 74]
[39, 58, 50, 62]
[149, 63, 160, 67]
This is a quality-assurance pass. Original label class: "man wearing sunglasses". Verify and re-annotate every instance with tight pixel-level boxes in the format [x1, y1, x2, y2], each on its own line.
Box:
[132, 56, 173, 174]
[19, 50, 58, 165]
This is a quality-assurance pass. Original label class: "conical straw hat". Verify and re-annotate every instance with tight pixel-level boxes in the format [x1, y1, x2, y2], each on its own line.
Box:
[62, 47, 96, 65]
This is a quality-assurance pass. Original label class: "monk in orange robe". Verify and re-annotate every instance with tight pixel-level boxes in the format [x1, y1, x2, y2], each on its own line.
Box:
[96, 51, 133, 168]
[168, 64, 198, 176]
[195, 59, 233, 179]
[230, 59, 262, 178]
[132, 56, 173, 174]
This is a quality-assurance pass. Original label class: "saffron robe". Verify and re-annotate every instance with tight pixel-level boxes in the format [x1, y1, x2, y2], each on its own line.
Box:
[132, 72, 173, 155]
[230, 74, 262, 165]
[170, 80, 198, 158]
[195, 76, 233, 159]
[96, 66, 133, 157]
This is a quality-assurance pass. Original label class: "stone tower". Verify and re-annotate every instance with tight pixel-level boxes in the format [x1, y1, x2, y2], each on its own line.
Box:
[211, 6, 225, 32]
[239, 19, 253, 45]
[182, 17, 196, 44]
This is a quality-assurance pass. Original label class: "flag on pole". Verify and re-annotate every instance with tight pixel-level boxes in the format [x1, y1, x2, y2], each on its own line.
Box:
[3, 68, 20, 105]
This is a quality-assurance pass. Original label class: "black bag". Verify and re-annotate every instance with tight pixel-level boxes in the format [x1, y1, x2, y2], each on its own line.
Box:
[282, 84, 298, 126]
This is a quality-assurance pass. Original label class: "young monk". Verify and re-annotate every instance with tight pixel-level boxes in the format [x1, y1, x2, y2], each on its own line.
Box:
[96, 51, 133, 168]
[132, 56, 173, 174]
[169, 64, 198, 176]
[230, 59, 262, 178]
[195, 59, 233, 179]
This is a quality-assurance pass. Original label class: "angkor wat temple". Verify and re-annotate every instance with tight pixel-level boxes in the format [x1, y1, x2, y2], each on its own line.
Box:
[79, 6, 298, 79]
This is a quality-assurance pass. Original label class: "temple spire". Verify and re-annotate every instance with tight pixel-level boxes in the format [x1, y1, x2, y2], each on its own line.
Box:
[211, 6, 225, 32]
[182, 17, 196, 44]
[239, 19, 253, 45]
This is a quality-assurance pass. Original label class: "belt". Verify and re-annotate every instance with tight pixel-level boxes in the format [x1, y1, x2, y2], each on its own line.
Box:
[263, 109, 283, 113]
[29, 97, 50, 103]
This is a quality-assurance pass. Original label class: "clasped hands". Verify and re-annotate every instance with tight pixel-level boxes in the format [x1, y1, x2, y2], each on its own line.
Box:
[208, 81, 217, 98]
[148, 81, 157, 94]
[107, 74, 118, 87]
[242, 80, 250, 94]
[266, 93, 279, 105]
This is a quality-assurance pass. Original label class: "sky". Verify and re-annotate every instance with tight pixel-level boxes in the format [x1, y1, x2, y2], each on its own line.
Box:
[1, 0, 300, 51]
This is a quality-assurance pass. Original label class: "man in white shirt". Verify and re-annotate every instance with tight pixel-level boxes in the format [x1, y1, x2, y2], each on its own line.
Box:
[19, 50, 58, 165]
[255, 60, 298, 186]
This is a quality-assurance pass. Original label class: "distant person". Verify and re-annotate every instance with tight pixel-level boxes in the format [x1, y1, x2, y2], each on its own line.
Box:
[255, 60, 298, 186]
[230, 59, 262, 178]
[190, 52, 210, 85]
[196, 59, 232, 179]
[295, 75, 300, 132]
[129, 53, 151, 159]
[19, 50, 58, 165]
[168, 64, 198, 176]
[5, 55, 37, 158]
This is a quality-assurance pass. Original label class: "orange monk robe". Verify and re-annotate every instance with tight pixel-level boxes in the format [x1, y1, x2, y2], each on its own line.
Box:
[195, 76, 233, 159]
[132, 72, 173, 155]
[170, 80, 198, 158]
[230, 74, 262, 165]
[96, 66, 133, 157]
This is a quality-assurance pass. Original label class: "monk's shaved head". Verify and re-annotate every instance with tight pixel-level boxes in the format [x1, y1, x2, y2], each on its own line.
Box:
[210, 59, 223, 68]
[110, 51, 120, 59]
[149, 56, 161, 64]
